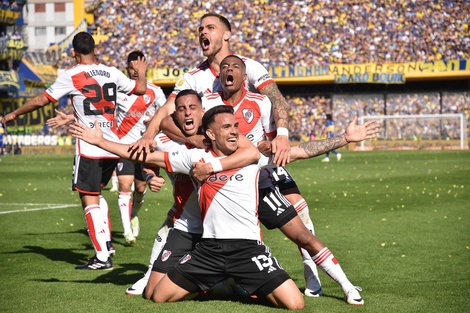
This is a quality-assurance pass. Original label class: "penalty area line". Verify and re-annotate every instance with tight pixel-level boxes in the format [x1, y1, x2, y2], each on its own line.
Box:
[0, 204, 79, 215]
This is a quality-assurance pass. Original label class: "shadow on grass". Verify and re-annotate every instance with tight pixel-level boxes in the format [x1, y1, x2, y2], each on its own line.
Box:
[33, 262, 148, 286]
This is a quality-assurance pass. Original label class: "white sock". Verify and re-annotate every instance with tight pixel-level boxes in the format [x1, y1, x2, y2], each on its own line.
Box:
[118, 192, 133, 235]
[313, 247, 354, 293]
[99, 195, 111, 242]
[295, 199, 321, 290]
[131, 189, 146, 218]
[84, 204, 109, 261]
[111, 174, 118, 189]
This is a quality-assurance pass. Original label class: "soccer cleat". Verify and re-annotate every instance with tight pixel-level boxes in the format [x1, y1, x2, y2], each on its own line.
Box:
[304, 288, 323, 297]
[321, 157, 330, 163]
[126, 276, 149, 295]
[336, 153, 342, 161]
[131, 216, 140, 237]
[124, 232, 136, 245]
[107, 241, 116, 257]
[75, 255, 113, 270]
[344, 286, 364, 306]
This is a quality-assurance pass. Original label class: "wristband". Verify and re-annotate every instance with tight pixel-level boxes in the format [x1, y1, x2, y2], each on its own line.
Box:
[277, 127, 289, 137]
[145, 173, 155, 183]
[210, 158, 223, 173]
[343, 133, 351, 143]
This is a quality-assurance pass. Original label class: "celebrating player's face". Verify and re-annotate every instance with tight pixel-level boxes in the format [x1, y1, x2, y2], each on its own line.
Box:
[174, 94, 204, 136]
[198, 16, 229, 57]
[206, 113, 239, 155]
[219, 56, 246, 92]
[127, 61, 140, 80]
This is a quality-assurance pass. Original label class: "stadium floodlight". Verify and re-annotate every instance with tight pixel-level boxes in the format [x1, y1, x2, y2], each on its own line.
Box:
[359, 113, 468, 151]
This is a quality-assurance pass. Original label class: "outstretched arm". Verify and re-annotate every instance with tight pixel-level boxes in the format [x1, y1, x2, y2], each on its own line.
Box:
[289, 116, 380, 161]
[1, 94, 50, 127]
[46, 109, 74, 128]
[129, 97, 176, 153]
[191, 135, 260, 181]
[160, 114, 206, 148]
[69, 121, 167, 168]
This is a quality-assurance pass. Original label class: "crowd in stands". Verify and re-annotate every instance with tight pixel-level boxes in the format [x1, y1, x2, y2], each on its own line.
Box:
[71, 0, 470, 70]
[24, 1, 470, 145]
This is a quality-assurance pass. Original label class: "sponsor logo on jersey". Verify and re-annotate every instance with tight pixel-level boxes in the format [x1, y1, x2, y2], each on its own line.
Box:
[242, 108, 254, 124]
[117, 162, 123, 171]
[207, 172, 244, 183]
[144, 94, 151, 104]
[180, 254, 191, 264]
[161, 250, 172, 262]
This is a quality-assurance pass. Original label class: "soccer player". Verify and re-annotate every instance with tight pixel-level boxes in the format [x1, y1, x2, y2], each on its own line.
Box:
[1, 32, 148, 270]
[321, 113, 342, 162]
[114, 50, 167, 244]
[45, 50, 167, 246]
[164, 55, 368, 305]
[127, 90, 259, 297]
[129, 13, 323, 296]
[69, 101, 378, 309]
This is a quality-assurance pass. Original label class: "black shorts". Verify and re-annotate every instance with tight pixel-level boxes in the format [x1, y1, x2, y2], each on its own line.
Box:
[72, 155, 118, 195]
[115, 158, 145, 181]
[257, 185, 298, 230]
[152, 228, 202, 274]
[267, 166, 298, 191]
[168, 239, 290, 297]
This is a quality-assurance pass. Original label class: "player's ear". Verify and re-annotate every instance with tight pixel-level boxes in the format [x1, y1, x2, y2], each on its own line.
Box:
[205, 128, 215, 141]
[93, 48, 98, 56]
[223, 30, 231, 42]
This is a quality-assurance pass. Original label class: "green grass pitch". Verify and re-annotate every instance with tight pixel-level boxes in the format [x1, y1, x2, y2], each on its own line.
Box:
[0, 150, 469, 313]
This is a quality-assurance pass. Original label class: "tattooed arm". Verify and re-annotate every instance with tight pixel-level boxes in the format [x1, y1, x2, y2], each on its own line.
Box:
[289, 116, 380, 162]
[259, 82, 291, 166]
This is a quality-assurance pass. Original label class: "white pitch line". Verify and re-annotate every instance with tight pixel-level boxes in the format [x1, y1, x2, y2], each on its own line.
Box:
[0, 204, 79, 214]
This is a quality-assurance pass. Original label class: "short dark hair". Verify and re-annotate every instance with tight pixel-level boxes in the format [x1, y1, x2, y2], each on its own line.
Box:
[72, 32, 95, 55]
[201, 13, 231, 31]
[175, 89, 202, 107]
[220, 55, 246, 70]
[202, 105, 234, 131]
[127, 50, 145, 65]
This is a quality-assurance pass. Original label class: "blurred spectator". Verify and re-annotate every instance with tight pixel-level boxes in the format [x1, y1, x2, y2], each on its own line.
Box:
[57, 0, 470, 70]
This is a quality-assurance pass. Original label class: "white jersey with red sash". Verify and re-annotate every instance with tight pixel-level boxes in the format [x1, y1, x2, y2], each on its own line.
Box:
[44, 63, 137, 158]
[202, 90, 276, 189]
[164, 148, 273, 241]
[171, 54, 274, 98]
[154, 133, 202, 234]
[116, 82, 166, 144]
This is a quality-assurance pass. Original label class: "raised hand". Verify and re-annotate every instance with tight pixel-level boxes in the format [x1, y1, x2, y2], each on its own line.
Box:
[344, 116, 380, 142]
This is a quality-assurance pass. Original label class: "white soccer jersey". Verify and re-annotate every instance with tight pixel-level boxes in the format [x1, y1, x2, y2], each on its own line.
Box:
[203, 90, 276, 189]
[171, 54, 274, 98]
[116, 82, 166, 144]
[203, 90, 276, 143]
[154, 133, 202, 234]
[44, 63, 138, 158]
[165, 148, 272, 241]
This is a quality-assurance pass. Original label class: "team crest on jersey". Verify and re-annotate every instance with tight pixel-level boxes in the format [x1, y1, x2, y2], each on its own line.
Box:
[242, 108, 254, 124]
[117, 162, 123, 171]
[180, 254, 191, 264]
[144, 94, 151, 104]
[161, 250, 172, 262]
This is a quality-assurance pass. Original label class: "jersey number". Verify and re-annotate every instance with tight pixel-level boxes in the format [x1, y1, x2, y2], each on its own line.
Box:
[83, 83, 117, 115]
[251, 255, 273, 272]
